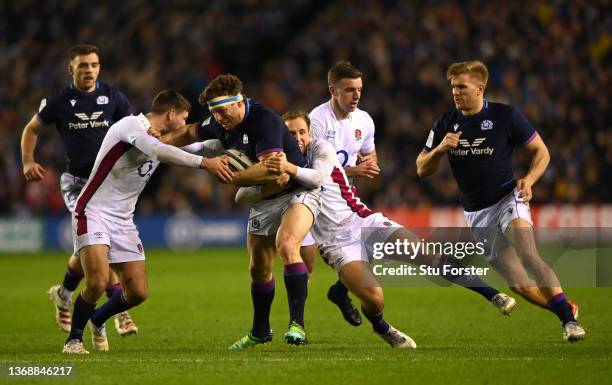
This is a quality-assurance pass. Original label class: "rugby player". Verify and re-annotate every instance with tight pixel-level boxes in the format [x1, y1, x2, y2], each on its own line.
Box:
[302, 61, 380, 326]
[62, 90, 231, 354]
[416, 60, 585, 342]
[160, 74, 320, 348]
[20, 44, 139, 336]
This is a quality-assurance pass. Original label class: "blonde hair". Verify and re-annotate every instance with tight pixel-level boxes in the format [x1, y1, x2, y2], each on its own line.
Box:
[446, 61, 489, 84]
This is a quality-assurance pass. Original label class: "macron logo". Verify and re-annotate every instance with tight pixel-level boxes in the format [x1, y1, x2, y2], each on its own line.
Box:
[450, 137, 494, 156]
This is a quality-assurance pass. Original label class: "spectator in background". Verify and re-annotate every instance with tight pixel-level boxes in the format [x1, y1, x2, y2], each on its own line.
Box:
[2, 1, 609, 216]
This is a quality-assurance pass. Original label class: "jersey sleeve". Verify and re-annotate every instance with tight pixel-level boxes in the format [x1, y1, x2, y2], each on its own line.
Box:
[360, 113, 376, 154]
[114, 89, 132, 120]
[36, 96, 57, 126]
[510, 107, 538, 145]
[311, 140, 336, 177]
[196, 117, 218, 141]
[120, 116, 203, 168]
[181, 139, 224, 157]
[422, 116, 444, 152]
[253, 112, 284, 159]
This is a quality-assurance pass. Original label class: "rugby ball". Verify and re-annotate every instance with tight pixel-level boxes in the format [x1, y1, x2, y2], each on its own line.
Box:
[224, 149, 253, 172]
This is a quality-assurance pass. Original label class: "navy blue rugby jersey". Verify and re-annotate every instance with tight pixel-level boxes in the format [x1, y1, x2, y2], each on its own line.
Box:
[37, 82, 131, 178]
[196, 99, 306, 167]
[423, 100, 537, 211]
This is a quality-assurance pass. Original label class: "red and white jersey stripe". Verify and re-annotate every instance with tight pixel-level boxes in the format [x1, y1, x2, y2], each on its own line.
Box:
[308, 138, 373, 250]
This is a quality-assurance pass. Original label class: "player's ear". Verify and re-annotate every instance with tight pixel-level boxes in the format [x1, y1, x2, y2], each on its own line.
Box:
[477, 83, 486, 96]
[67, 63, 74, 76]
[167, 108, 176, 121]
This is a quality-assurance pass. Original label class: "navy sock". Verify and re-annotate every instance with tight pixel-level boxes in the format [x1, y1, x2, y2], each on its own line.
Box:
[251, 279, 275, 338]
[67, 293, 96, 342]
[361, 306, 390, 335]
[62, 266, 84, 292]
[90, 290, 134, 327]
[283, 262, 308, 327]
[105, 282, 121, 299]
[439, 257, 499, 301]
[330, 279, 349, 297]
[547, 293, 575, 325]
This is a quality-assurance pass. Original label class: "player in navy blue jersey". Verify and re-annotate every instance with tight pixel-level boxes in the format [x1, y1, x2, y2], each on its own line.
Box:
[20, 44, 139, 337]
[161, 74, 320, 348]
[416, 61, 585, 342]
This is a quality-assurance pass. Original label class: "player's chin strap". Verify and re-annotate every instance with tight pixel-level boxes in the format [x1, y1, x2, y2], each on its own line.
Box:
[207, 94, 244, 111]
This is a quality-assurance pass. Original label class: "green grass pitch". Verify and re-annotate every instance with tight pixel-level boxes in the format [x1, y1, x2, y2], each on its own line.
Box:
[1, 248, 610, 384]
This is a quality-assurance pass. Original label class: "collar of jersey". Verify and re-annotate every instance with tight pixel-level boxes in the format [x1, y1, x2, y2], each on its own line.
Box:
[234, 98, 252, 130]
[69, 81, 100, 95]
[458, 99, 489, 117]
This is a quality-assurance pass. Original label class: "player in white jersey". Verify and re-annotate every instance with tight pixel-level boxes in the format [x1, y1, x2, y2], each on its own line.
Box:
[304, 61, 381, 326]
[62, 90, 232, 354]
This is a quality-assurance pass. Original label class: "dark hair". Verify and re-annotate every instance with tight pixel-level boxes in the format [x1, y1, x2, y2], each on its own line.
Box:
[198, 74, 244, 105]
[68, 44, 100, 61]
[282, 110, 311, 130]
[151, 89, 191, 114]
[327, 61, 363, 85]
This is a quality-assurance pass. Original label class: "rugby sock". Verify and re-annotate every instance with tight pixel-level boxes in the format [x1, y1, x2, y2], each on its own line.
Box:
[61, 266, 84, 299]
[105, 282, 122, 299]
[67, 293, 96, 342]
[283, 262, 309, 327]
[90, 290, 134, 328]
[251, 278, 275, 338]
[546, 292, 575, 325]
[330, 280, 349, 298]
[438, 257, 499, 301]
[361, 307, 390, 335]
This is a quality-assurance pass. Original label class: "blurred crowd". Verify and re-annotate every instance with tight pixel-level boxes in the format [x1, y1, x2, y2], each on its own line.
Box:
[1, 0, 609, 217]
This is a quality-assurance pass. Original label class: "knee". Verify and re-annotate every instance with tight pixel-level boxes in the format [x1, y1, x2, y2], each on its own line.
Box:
[124, 288, 148, 306]
[276, 237, 299, 261]
[85, 276, 107, 299]
[249, 262, 273, 282]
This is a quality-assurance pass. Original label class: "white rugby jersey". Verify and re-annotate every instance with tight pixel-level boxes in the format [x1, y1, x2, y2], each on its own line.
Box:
[305, 138, 374, 250]
[74, 114, 202, 230]
[309, 100, 375, 170]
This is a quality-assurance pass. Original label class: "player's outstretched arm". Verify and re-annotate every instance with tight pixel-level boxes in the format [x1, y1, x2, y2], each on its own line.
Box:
[159, 123, 199, 147]
[132, 131, 233, 182]
[416, 131, 462, 177]
[517, 134, 550, 201]
[20, 114, 46, 181]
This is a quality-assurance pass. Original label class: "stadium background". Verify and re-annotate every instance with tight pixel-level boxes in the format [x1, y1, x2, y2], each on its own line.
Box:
[1, 2, 611, 384]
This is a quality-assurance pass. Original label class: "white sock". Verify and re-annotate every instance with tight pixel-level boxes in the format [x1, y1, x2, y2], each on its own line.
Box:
[59, 286, 73, 301]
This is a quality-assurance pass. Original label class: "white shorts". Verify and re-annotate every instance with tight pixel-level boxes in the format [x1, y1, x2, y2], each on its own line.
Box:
[319, 212, 401, 273]
[301, 232, 316, 247]
[60, 172, 87, 213]
[248, 189, 320, 236]
[464, 188, 533, 262]
[73, 213, 145, 264]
